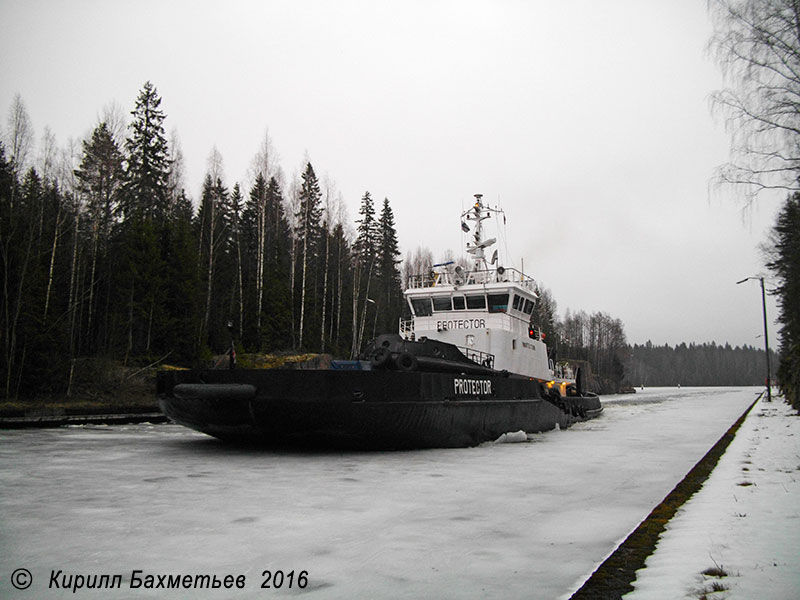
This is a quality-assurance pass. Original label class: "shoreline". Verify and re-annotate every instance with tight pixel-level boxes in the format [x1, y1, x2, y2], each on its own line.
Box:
[569, 392, 765, 598]
[0, 412, 168, 428]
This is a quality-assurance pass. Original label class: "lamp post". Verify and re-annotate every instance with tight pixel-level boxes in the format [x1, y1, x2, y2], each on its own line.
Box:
[357, 298, 377, 353]
[369, 298, 380, 339]
[736, 276, 772, 401]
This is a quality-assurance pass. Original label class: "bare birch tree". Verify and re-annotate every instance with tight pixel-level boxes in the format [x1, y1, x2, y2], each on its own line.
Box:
[329, 193, 350, 347]
[5, 93, 33, 180]
[709, 0, 800, 201]
[403, 246, 434, 288]
[38, 126, 58, 183]
[166, 128, 186, 211]
[199, 147, 227, 346]
[319, 175, 341, 352]
[285, 172, 301, 348]
[248, 130, 282, 337]
[100, 100, 127, 147]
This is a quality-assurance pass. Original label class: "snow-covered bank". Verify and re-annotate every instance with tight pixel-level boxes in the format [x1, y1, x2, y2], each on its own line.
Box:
[625, 396, 800, 599]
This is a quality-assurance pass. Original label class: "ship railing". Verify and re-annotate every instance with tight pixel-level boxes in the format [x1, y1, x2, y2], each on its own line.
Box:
[407, 267, 536, 291]
[398, 318, 494, 369]
[457, 346, 495, 369]
[399, 317, 415, 338]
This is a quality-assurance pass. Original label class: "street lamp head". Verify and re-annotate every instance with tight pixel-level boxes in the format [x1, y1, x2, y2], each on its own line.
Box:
[736, 276, 763, 285]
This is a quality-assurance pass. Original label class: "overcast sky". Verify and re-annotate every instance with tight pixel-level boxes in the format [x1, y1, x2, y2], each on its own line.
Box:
[0, 0, 785, 350]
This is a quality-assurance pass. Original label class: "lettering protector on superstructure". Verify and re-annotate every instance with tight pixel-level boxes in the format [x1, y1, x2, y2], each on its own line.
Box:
[401, 194, 553, 381]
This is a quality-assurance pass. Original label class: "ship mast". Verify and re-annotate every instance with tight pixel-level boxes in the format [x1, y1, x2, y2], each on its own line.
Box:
[462, 194, 496, 272]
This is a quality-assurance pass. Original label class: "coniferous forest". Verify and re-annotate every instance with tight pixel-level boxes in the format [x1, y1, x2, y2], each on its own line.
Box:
[1, 82, 794, 403]
[1, 83, 406, 400]
[624, 342, 777, 388]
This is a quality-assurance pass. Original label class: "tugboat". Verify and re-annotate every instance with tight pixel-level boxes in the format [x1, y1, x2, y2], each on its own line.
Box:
[157, 195, 602, 448]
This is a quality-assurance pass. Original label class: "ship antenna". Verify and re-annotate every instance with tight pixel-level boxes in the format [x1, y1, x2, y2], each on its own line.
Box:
[473, 194, 482, 240]
[462, 193, 495, 273]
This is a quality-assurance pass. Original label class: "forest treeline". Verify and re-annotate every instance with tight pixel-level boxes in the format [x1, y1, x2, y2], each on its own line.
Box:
[0, 82, 635, 399]
[1, 83, 406, 400]
[624, 342, 776, 387]
[1, 81, 791, 402]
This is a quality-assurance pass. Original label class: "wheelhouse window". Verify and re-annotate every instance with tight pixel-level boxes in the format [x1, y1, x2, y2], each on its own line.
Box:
[512, 294, 524, 311]
[433, 296, 452, 311]
[465, 294, 486, 309]
[452, 296, 465, 310]
[411, 297, 432, 316]
[487, 293, 509, 313]
[523, 299, 535, 315]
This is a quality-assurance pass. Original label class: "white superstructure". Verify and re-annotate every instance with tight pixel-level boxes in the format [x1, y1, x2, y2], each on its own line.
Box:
[400, 194, 561, 382]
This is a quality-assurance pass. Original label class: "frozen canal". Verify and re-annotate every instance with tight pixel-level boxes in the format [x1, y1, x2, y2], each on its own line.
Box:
[1, 387, 757, 599]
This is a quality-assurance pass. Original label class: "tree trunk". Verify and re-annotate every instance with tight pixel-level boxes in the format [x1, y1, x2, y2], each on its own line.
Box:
[357, 256, 376, 354]
[320, 228, 330, 352]
[237, 233, 244, 339]
[86, 223, 99, 339]
[298, 232, 308, 350]
[289, 236, 297, 349]
[201, 194, 216, 346]
[350, 262, 361, 358]
[43, 205, 64, 324]
[68, 209, 80, 356]
[255, 199, 265, 336]
[3, 215, 35, 400]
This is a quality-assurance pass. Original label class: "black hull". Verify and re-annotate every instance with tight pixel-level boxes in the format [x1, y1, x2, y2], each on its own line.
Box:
[157, 369, 602, 449]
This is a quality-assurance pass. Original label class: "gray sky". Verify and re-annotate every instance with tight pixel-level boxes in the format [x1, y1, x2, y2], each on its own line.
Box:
[0, 0, 784, 350]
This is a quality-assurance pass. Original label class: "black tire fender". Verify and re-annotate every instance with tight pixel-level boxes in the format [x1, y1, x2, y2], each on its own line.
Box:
[396, 352, 418, 372]
[371, 347, 391, 368]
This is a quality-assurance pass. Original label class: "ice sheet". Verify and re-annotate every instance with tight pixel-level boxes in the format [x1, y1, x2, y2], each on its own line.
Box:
[0, 387, 759, 599]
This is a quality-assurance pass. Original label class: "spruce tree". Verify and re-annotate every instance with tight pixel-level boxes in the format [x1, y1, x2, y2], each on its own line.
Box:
[328, 221, 354, 354]
[262, 176, 293, 350]
[197, 174, 230, 350]
[294, 163, 322, 349]
[766, 193, 800, 408]
[243, 173, 269, 346]
[354, 191, 378, 259]
[351, 191, 379, 356]
[104, 82, 172, 358]
[229, 183, 245, 337]
[4, 169, 46, 395]
[122, 81, 170, 222]
[375, 197, 403, 336]
[160, 189, 200, 361]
